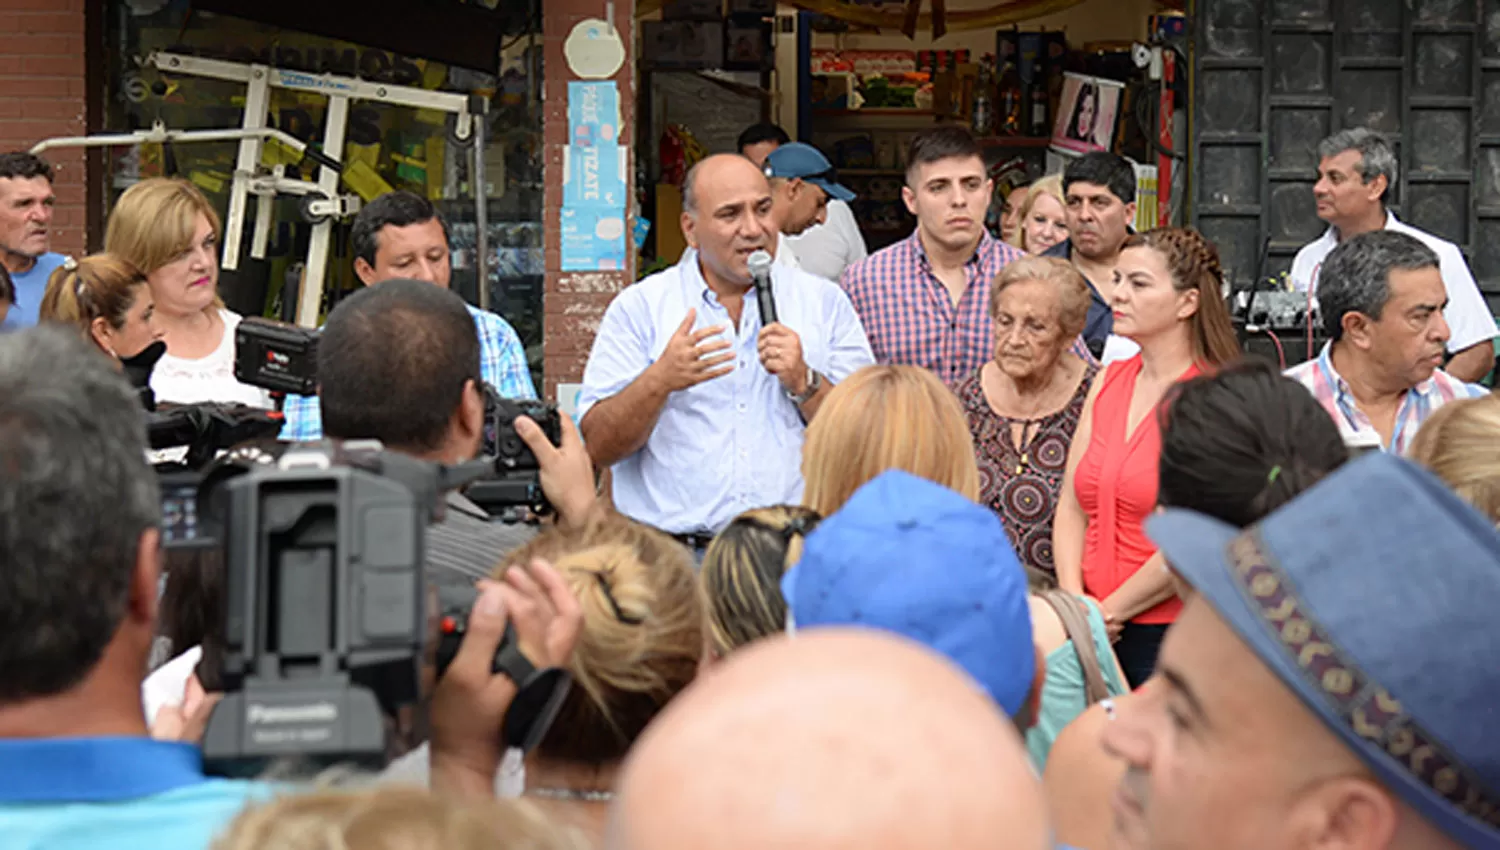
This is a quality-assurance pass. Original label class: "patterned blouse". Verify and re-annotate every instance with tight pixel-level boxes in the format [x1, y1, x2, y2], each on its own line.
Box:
[958, 360, 1099, 576]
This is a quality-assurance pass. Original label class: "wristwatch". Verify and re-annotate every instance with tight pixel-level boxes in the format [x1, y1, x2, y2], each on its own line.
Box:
[494, 632, 573, 753]
[787, 367, 823, 405]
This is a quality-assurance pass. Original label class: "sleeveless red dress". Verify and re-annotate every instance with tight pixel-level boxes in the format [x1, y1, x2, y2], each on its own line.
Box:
[1074, 355, 1198, 625]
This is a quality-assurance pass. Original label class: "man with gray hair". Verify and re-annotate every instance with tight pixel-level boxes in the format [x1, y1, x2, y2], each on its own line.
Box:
[0, 325, 271, 847]
[1285, 230, 1486, 455]
[1291, 127, 1497, 382]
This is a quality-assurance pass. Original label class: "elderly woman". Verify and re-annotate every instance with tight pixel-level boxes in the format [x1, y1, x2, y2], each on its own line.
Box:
[956, 256, 1096, 577]
[1015, 175, 1068, 255]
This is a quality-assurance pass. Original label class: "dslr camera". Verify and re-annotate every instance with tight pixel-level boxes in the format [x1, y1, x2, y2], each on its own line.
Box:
[233, 316, 563, 515]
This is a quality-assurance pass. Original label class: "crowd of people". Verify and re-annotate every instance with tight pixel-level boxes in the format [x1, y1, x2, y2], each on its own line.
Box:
[0, 116, 1498, 850]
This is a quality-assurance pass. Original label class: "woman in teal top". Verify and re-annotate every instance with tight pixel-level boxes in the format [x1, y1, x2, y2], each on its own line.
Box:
[1024, 572, 1129, 768]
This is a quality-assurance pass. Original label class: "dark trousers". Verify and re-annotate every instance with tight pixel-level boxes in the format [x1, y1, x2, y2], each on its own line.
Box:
[1116, 622, 1170, 689]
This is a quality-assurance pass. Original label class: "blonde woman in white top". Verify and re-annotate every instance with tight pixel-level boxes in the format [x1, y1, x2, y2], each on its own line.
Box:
[105, 178, 270, 408]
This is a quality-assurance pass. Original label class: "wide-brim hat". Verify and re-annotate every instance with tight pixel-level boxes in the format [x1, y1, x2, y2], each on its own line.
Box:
[1147, 453, 1500, 848]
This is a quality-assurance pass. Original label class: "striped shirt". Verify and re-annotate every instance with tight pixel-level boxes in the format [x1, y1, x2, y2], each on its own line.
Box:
[279, 303, 536, 441]
[1284, 343, 1487, 455]
[840, 230, 1024, 385]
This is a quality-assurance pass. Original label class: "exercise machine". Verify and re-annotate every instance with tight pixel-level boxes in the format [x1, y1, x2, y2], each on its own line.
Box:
[32, 50, 494, 327]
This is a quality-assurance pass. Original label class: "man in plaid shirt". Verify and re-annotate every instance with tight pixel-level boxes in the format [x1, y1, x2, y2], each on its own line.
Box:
[279, 192, 535, 440]
[839, 127, 1033, 386]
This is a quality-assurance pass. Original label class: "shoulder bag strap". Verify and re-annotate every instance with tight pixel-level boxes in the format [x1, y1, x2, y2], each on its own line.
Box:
[1039, 589, 1113, 706]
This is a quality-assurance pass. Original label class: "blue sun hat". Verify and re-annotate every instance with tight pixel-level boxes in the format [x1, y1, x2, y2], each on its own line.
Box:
[781, 470, 1035, 717]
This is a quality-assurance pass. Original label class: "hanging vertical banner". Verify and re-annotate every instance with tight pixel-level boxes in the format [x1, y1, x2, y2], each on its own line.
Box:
[562, 80, 628, 271]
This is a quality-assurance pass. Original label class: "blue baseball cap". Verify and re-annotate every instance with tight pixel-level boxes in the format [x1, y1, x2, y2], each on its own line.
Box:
[763, 142, 857, 203]
[1147, 453, 1500, 848]
[781, 470, 1035, 717]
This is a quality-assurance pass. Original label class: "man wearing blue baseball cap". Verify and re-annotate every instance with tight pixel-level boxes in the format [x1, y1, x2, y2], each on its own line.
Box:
[762, 142, 864, 281]
[1106, 452, 1500, 850]
[781, 469, 1043, 722]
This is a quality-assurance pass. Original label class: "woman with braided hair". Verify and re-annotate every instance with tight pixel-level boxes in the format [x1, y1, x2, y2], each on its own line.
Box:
[1053, 227, 1241, 687]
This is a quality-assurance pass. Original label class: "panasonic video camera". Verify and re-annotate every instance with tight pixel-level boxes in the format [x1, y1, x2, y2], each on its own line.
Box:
[185, 441, 569, 775]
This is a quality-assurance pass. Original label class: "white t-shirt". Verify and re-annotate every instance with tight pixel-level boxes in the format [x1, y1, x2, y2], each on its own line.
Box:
[151, 308, 274, 409]
[787, 199, 867, 284]
[1101, 334, 1140, 364]
[1289, 212, 1498, 353]
[776, 232, 801, 270]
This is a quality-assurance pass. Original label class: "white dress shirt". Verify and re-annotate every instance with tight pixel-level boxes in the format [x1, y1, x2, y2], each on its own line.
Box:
[578, 250, 874, 533]
[1290, 212, 1498, 353]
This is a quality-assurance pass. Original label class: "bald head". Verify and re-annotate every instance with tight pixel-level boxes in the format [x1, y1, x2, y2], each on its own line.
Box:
[609, 629, 1051, 850]
[679, 154, 775, 289]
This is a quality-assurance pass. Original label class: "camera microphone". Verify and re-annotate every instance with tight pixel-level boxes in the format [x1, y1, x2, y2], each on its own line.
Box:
[748, 249, 777, 326]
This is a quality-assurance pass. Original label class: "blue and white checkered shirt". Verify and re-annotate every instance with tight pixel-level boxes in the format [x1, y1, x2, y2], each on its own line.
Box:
[279, 303, 536, 441]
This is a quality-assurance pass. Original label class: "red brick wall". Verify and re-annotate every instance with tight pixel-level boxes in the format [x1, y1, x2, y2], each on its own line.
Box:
[0, 0, 88, 257]
[541, 0, 634, 400]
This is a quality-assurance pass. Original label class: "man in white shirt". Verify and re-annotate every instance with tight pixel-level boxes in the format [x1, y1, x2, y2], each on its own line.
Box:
[737, 123, 868, 283]
[763, 142, 859, 282]
[1291, 127, 1497, 382]
[579, 154, 873, 548]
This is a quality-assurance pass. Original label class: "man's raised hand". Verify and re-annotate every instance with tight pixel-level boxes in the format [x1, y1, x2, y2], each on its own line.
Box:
[651, 309, 734, 393]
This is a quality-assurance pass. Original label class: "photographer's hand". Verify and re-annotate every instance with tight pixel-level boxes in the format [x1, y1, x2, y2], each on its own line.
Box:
[500, 558, 584, 670]
[429, 563, 582, 799]
[517, 413, 597, 528]
[430, 582, 517, 799]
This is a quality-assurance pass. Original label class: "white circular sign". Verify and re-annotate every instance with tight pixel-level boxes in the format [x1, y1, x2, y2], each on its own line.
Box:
[564, 18, 626, 80]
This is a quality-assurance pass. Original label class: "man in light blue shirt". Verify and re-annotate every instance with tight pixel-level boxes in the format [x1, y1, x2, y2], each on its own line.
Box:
[0, 152, 68, 331]
[0, 326, 268, 849]
[579, 154, 873, 541]
[280, 191, 535, 440]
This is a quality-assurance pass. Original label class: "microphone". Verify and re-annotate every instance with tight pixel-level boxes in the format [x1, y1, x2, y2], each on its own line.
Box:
[748, 249, 777, 326]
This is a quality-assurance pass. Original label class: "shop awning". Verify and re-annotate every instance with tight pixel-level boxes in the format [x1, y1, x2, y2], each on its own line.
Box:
[193, 0, 533, 73]
[635, 0, 1086, 35]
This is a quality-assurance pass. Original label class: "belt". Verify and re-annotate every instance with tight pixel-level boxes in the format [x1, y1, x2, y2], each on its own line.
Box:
[670, 531, 716, 550]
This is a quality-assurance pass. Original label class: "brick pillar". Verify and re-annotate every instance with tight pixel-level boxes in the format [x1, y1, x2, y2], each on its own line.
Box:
[0, 0, 87, 257]
[541, 0, 635, 400]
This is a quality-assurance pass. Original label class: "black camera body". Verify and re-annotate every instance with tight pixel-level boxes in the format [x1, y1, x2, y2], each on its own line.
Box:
[474, 387, 563, 517]
[483, 385, 562, 471]
[199, 443, 440, 773]
[191, 441, 572, 774]
[234, 317, 319, 396]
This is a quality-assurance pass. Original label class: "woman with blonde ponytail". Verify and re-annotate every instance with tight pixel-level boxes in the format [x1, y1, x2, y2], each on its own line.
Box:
[39, 253, 162, 361]
[1054, 227, 1241, 687]
[472, 513, 701, 844]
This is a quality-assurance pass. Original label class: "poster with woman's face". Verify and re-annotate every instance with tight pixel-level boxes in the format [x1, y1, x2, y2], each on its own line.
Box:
[1051, 73, 1124, 154]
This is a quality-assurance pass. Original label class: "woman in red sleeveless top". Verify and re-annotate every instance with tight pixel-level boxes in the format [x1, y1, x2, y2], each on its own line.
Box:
[1053, 228, 1241, 688]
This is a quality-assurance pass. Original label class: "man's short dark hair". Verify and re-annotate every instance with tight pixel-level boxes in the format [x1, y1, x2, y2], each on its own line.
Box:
[1318, 230, 1440, 341]
[737, 123, 790, 153]
[319, 279, 481, 453]
[1062, 152, 1136, 204]
[0, 326, 158, 704]
[0, 264, 13, 304]
[351, 191, 450, 269]
[905, 126, 983, 183]
[0, 152, 53, 183]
